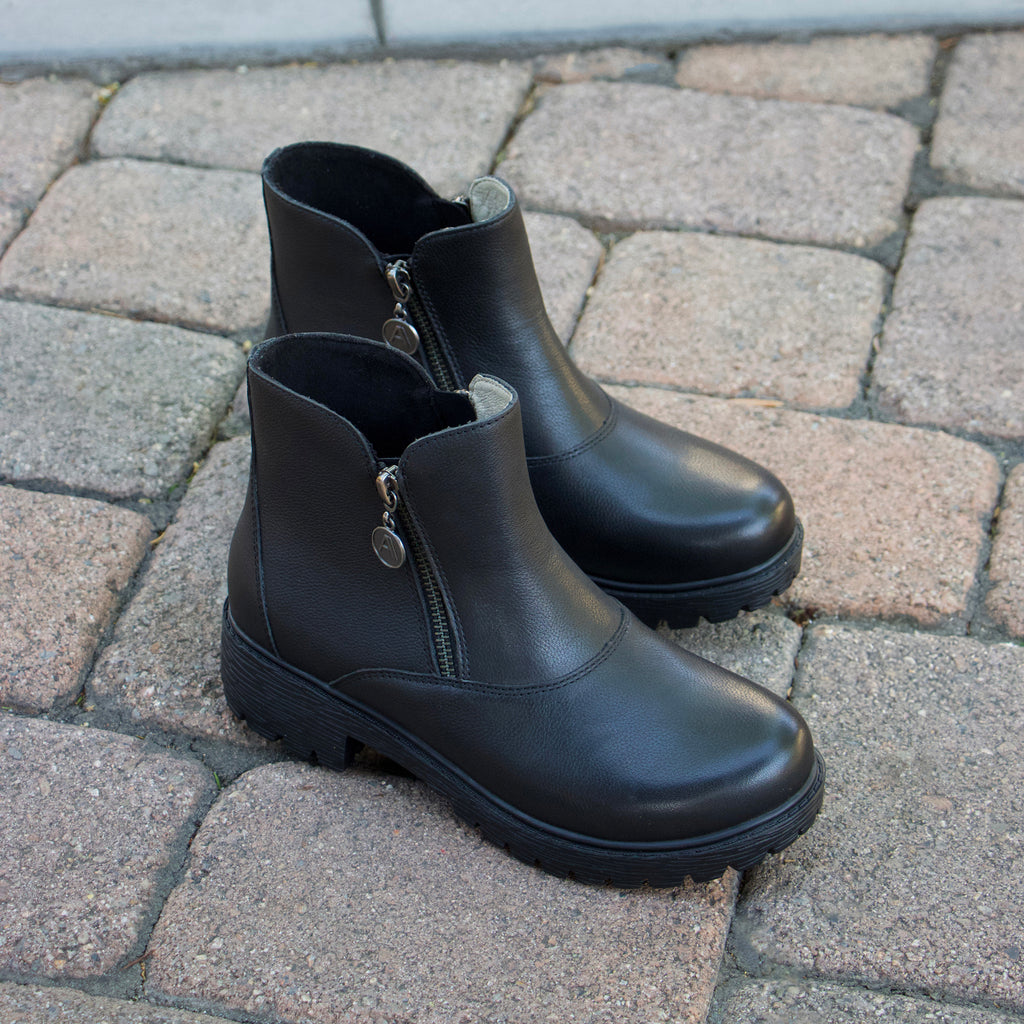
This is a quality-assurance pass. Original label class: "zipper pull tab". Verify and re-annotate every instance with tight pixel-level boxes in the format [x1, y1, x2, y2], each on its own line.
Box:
[372, 465, 406, 568]
[382, 261, 421, 355]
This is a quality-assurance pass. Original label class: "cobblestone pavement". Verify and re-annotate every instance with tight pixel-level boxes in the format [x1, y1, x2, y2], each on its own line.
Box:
[1, 30, 1023, 1024]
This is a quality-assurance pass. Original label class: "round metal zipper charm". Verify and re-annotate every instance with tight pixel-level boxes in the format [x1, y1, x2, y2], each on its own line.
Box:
[383, 318, 420, 354]
[372, 525, 406, 568]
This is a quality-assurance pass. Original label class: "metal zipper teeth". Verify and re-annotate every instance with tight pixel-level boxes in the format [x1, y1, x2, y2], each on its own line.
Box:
[393, 501, 456, 677]
[403, 284, 458, 391]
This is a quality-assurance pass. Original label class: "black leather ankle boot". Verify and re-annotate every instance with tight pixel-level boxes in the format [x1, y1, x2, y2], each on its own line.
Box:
[223, 332, 823, 886]
[260, 142, 802, 628]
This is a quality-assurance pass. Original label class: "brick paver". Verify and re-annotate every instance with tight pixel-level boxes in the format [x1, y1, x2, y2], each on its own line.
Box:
[89, 437, 266, 747]
[872, 197, 1024, 439]
[932, 32, 1024, 195]
[0, 78, 98, 253]
[148, 762, 737, 1024]
[0, 983, 235, 1024]
[500, 82, 919, 246]
[0, 715, 213, 978]
[573, 231, 885, 408]
[734, 625, 1024, 1008]
[676, 34, 936, 108]
[0, 300, 243, 498]
[0, 158, 267, 333]
[710, 976, 1024, 1024]
[523, 211, 603, 341]
[0, 487, 151, 711]
[606, 386, 999, 625]
[987, 463, 1024, 637]
[534, 47, 673, 84]
[91, 61, 533, 196]
[664, 610, 801, 698]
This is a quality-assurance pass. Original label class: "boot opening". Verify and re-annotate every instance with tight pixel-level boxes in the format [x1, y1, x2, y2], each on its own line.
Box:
[265, 143, 471, 255]
[254, 334, 476, 457]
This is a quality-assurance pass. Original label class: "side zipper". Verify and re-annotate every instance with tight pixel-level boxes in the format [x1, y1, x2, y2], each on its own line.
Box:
[383, 260, 458, 391]
[373, 464, 456, 678]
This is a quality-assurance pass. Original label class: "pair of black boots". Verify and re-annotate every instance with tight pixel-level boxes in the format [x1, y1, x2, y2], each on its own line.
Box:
[222, 142, 824, 887]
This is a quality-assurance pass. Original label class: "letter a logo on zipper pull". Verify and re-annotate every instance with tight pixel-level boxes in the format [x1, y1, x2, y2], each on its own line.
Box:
[372, 524, 406, 568]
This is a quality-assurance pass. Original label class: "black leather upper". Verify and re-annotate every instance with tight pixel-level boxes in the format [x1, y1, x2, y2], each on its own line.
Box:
[228, 333, 816, 842]
[261, 142, 798, 588]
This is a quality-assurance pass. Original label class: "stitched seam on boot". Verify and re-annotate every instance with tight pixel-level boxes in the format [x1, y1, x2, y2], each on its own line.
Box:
[333, 608, 629, 697]
[525, 399, 618, 468]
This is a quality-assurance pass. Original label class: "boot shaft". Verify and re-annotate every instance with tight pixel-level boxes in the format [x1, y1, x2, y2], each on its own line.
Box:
[228, 333, 620, 686]
[262, 142, 607, 457]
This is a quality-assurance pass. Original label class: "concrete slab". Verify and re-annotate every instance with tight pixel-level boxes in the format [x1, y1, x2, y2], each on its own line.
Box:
[0, 77, 98, 254]
[148, 761, 737, 1024]
[734, 625, 1024, 1009]
[0, 715, 213, 979]
[89, 437, 268, 750]
[500, 81, 919, 246]
[0, 486, 151, 712]
[710, 976, 1024, 1023]
[0, 159, 268, 334]
[0, 982, 235, 1024]
[932, 31, 1024, 195]
[0, 0, 376, 66]
[0, 300, 244, 498]
[872, 197, 1024, 439]
[383, 0, 1024, 46]
[605, 385, 999, 625]
[572, 231, 885, 409]
[987, 463, 1024, 637]
[676, 34, 936, 108]
[91, 61, 533, 197]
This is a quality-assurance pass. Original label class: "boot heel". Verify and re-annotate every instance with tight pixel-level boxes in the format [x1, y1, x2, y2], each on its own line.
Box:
[221, 602, 360, 771]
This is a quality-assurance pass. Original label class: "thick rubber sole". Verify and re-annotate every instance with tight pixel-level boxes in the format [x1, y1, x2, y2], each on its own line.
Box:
[221, 604, 824, 888]
[592, 520, 804, 629]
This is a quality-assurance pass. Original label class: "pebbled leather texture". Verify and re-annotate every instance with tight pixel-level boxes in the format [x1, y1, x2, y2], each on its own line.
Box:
[226, 332, 820, 852]
[260, 142, 802, 619]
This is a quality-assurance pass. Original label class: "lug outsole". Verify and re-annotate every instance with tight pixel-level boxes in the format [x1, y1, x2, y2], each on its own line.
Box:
[221, 603, 824, 887]
[594, 520, 804, 629]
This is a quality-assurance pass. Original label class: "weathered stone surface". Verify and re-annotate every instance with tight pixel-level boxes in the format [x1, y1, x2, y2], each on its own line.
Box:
[0, 983, 235, 1024]
[0, 300, 244, 498]
[92, 61, 532, 196]
[735, 626, 1024, 1009]
[872, 197, 1024, 439]
[0, 77, 98, 253]
[573, 231, 885, 408]
[605, 385, 999, 625]
[524, 210, 603, 341]
[0, 159, 268, 333]
[0, 487, 151, 711]
[987, 463, 1024, 637]
[663, 610, 802, 699]
[676, 34, 936, 108]
[534, 48, 673, 84]
[932, 32, 1024, 195]
[89, 437, 266, 749]
[149, 762, 737, 1024]
[0, 715, 213, 978]
[501, 82, 918, 246]
[710, 976, 1024, 1024]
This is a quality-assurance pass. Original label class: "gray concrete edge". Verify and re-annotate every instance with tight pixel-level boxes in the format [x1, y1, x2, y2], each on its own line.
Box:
[3, 13, 1024, 82]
